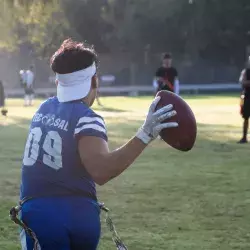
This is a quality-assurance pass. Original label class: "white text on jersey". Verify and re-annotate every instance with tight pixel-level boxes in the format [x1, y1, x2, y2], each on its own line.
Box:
[33, 113, 69, 131]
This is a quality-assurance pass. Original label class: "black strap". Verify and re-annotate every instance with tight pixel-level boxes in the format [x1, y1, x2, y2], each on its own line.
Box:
[9, 205, 40, 250]
[10, 199, 128, 250]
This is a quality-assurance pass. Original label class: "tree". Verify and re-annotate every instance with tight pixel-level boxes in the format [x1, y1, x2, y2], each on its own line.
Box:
[0, 0, 68, 57]
[1, 0, 250, 64]
[62, 0, 111, 52]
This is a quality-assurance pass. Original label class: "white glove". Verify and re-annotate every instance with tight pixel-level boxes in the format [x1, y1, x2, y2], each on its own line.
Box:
[136, 96, 178, 144]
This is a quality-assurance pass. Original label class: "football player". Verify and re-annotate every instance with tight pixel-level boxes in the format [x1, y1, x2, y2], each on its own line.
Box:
[0, 80, 7, 116]
[155, 53, 180, 95]
[238, 56, 250, 143]
[20, 66, 35, 106]
[19, 38, 178, 250]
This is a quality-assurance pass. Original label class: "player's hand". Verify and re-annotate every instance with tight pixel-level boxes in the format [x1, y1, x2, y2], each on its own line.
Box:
[136, 96, 178, 144]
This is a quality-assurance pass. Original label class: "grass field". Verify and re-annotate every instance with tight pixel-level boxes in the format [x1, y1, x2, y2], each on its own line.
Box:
[1, 95, 250, 250]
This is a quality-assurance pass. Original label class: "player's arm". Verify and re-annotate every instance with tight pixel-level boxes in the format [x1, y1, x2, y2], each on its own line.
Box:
[174, 78, 180, 95]
[78, 135, 146, 185]
[77, 97, 178, 185]
[173, 69, 180, 95]
[240, 69, 250, 87]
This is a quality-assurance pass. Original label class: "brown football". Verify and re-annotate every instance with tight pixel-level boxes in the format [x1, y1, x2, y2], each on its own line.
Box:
[155, 91, 197, 151]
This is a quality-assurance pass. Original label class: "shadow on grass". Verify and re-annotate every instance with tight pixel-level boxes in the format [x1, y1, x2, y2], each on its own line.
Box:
[0, 116, 31, 128]
[182, 93, 239, 100]
[0, 114, 244, 155]
[0, 115, 242, 147]
[1, 116, 250, 250]
[0, 116, 30, 143]
[107, 119, 244, 151]
[93, 105, 126, 113]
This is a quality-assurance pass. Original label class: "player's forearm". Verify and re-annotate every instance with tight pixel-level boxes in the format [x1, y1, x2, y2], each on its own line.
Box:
[174, 78, 180, 95]
[95, 137, 147, 185]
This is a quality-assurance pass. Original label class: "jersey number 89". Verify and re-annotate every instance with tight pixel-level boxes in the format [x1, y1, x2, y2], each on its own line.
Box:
[23, 127, 62, 170]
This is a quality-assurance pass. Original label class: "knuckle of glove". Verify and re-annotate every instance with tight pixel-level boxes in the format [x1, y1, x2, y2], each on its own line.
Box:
[165, 111, 174, 118]
[166, 110, 176, 118]
[154, 104, 173, 116]
[158, 110, 176, 122]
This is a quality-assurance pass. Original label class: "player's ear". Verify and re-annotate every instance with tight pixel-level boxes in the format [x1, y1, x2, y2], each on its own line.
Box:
[55, 79, 58, 86]
[91, 75, 98, 89]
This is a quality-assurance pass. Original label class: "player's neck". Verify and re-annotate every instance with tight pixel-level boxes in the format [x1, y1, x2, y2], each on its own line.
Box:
[82, 97, 91, 106]
[64, 98, 89, 106]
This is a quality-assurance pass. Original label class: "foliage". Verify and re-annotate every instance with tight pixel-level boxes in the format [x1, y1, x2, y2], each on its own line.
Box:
[0, 0, 250, 62]
[0, 0, 68, 57]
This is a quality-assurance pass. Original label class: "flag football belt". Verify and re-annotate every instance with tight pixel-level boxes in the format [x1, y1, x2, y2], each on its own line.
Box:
[10, 197, 128, 250]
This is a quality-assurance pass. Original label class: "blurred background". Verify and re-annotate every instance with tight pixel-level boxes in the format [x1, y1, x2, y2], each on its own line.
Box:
[0, 0, 250, 96]
[2, 2, 250, 249]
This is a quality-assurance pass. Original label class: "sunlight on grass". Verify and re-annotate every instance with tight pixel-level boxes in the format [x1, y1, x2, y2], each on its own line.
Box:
[0, 95, 250, 250]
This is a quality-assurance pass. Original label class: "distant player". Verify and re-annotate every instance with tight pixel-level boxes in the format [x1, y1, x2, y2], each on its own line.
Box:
[0, 80, 7, 116]
[19, 70, 26, 85]
[20, 66, 35, 106]
[154, 53, 180, 95]
[19, 38, 178, 250]
[238, 57, 250, 143]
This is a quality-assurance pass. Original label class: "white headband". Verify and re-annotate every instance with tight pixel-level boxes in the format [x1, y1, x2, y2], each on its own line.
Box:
[56, 62, 96, 102]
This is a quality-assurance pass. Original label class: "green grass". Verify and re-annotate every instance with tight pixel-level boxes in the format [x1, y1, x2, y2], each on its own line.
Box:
[1, 95, 250, 250]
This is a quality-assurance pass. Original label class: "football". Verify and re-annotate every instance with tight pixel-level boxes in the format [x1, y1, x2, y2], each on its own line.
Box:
[155, 91, 197, 151]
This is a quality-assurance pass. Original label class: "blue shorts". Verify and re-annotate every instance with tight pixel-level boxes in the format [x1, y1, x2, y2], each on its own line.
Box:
[20, 197, 101, 250]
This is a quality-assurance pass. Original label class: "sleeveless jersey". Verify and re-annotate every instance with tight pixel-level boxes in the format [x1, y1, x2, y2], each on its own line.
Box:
[20, 97, 107, 200]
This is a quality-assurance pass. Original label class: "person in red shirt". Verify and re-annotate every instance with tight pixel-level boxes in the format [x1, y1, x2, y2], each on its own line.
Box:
[155, 53, 179, 95]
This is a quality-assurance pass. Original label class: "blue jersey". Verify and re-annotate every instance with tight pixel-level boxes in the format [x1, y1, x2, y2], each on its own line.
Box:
[20, 97, 107, 200]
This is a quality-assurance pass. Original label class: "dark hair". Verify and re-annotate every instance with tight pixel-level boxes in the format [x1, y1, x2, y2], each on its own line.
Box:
[162, 53, 172, 60]
[50, 38, 98, 74]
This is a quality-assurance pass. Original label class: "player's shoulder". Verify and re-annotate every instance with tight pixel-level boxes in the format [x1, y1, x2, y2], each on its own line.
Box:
[170, 66, 178, 75]
[36, 96, 58, 111]
[73, 102, 107, 141]
[240, 69, 246, 76]
[155, 66, 164, 74]
[40, 96, 58, 105]
[74, 102, 105, 124]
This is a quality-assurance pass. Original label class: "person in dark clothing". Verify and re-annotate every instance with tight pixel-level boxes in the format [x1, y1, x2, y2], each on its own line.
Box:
[0, 81, 7, 116]
[238, 57, 250, 143]
[154, 53, 179, 95]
